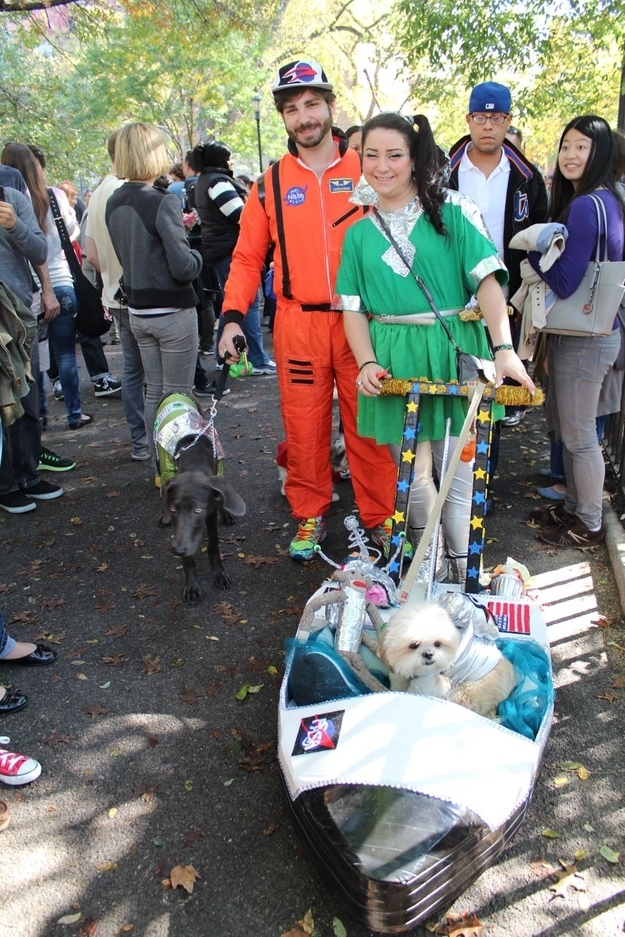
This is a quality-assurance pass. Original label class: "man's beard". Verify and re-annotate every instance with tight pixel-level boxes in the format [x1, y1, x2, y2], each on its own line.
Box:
[287, 111, 333, 149]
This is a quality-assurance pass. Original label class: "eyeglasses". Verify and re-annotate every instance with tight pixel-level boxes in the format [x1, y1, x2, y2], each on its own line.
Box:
[469, 113, 509, 125]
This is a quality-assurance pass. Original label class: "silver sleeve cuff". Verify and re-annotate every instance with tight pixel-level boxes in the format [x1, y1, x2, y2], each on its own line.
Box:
[335, 294, 363, 312]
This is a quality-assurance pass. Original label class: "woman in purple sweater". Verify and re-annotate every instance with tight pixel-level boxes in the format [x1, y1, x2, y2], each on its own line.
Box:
[528, 115, 625, 547]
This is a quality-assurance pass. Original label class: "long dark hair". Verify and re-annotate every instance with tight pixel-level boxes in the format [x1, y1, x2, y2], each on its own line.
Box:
[361, 113, 447, 235]
[550, 115, 625, 221]
[192, 140, 232, 173]
[1, 141, 49, 233]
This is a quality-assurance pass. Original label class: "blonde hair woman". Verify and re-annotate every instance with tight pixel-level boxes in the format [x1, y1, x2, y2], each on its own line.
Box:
[105, 122, 203, 468]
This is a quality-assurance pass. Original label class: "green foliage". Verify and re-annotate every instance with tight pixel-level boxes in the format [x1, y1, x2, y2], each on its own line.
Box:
[0, 0, 283, 182]
[391, 0, 624, 170]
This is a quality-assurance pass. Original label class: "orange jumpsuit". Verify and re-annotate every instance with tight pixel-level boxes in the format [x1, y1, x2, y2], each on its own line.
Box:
[222, 136, 396, 526]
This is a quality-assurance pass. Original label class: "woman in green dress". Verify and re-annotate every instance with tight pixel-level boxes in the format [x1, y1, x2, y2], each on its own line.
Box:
[337, 113, 533, 579]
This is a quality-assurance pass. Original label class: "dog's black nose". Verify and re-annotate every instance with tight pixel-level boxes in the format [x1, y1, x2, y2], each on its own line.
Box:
[422, 650, 434, 662]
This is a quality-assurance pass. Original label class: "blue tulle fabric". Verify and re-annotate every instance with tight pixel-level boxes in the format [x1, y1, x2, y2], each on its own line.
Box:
[497, 639, 554, 740]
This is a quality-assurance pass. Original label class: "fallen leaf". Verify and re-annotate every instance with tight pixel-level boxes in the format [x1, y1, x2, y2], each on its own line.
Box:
[169, 657, 184, 668]
[243, 554, 279, 568]
[78, 918, 98, 937]
[559, 761, 582, 771]
[542, 828, 561, 839]
[96, 563, 109, 572]
[41, 596, 65, 611]
[596, 690, 618, 703]
[147, 736, 159, 748]
[132, 584, 157, 599]
[108, 807, 118, 819]
[184, 827, 206, 846]
[142, 655, 161, 674]
[333, 920, 347, 937]
[130, 782, 160, 803]
[427, 911, 483, 935]
[56, 912, 82, 924]
[548, 860, 585, 900]
[95, 599, 115, 613]
[224, 778, 234, 787]
[97, 861, 118, 873]
[599, 844, 621, 863]
[169, 864, 200, 894]
[529, 858, 558, 880]
[103, 652, 128, 666]
[578, 766, 589, 780]
[553, 774, 569, 787]
[152, 836, 165, 847]
[263, 820, 277, 836]
[612, 675, 625, 688]
[213, 601, 242, 625]
[179, 686, 198, 705]
[105, 625, 127, 638]
[70, 517, 84, 526]
[84, 704, 107, 719]
[184, 779, 194, 791]
[574, 849, 587, 862]
[99, 681, 111, 689]
[41, 730, 71, 749]
[11, 610, 39, 624]
[206, 681, 222, 697]
[279, 605, 303, 617]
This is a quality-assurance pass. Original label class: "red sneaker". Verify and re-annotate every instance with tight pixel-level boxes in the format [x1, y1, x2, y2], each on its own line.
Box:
[0, 737, 41, 786]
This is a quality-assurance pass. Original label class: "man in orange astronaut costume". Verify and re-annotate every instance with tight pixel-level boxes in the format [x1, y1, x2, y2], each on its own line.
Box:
[218, 60, 397, 560]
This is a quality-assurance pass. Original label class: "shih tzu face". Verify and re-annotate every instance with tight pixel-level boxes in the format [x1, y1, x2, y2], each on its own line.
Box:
[381, 603, 460, 680]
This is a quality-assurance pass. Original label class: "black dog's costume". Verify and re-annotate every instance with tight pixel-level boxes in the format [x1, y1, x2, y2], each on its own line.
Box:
[154, 392, 224, 486]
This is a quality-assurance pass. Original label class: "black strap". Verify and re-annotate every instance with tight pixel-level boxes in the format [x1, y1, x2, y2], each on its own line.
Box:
[373, 207, 462, 356]
[0, 185, 4, 202]
[271, 160, 292, 300]
[47, 187, 83, 283]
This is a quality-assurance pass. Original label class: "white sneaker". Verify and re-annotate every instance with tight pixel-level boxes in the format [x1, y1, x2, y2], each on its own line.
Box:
[251, 360, 277, 376]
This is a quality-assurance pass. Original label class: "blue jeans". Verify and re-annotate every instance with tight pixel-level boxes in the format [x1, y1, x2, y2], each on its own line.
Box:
[0, 612, 16, 659]
[547, 331, 621, 529]
[214, 255, 270, 368]
[129, 309, 198, 463]
[48, 285, 83, 424]
[109, 308, 148, 456]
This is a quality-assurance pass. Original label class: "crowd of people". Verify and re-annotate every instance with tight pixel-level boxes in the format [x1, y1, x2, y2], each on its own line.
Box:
[1, 58, 624, 792]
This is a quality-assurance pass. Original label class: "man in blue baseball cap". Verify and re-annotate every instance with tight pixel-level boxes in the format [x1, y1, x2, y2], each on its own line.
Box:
[447, 81, 548, 495]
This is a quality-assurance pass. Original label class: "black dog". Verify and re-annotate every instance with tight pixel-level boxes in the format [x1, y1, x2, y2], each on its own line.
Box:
[159, 435, 246, 604]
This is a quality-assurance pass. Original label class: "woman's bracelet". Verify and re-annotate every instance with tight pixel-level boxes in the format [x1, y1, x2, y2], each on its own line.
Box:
[358, 360, 378, 371]
[493, 343, 514, 354]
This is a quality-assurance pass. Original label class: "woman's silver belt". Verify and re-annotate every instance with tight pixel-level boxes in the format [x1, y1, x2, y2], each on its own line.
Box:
[375, 309, 463, 326]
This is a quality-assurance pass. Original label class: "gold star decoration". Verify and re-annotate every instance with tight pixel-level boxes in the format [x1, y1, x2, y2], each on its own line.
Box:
[407, 401, 419, 412]
[474, 467, 487, 480]
[402, 450, 416, 463]
[470, 516, 484, 531]
[391, 510, 405, 524]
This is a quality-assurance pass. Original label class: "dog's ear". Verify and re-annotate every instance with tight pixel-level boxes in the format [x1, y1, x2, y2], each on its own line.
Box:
[204, 476, 246, 517]
[159, 478, 177, 527]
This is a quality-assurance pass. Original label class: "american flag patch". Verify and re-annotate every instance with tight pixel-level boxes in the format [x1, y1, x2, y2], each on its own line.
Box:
[487, 601, 531, 634]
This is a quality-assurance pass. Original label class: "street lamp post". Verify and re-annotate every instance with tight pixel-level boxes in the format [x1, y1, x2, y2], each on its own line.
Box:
[251, 93, 263, 173]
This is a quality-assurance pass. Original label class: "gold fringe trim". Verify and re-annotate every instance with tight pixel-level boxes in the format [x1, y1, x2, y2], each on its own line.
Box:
[379, 379, 545, 407]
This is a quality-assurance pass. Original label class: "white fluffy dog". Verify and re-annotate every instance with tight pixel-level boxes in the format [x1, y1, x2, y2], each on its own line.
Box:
[381, 600, 516, 719]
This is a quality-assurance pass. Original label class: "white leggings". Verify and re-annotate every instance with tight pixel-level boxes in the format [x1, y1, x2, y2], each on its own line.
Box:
[388, 439, 473, 560]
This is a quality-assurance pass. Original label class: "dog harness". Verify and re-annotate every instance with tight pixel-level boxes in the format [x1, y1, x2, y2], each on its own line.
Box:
[154, 393, 224, 486]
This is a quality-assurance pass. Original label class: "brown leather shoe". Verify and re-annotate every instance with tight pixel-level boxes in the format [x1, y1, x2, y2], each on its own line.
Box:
[538, 522, 605, 547]
[528, 501, 575, 527]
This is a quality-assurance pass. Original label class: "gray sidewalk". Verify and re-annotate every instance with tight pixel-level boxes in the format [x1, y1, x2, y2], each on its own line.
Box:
[0, 357, 624, 936]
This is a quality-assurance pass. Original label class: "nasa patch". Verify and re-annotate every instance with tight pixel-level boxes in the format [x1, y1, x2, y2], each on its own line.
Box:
[292, 710, 344, 756]
[329, 178, 354, 194]
[284, 186, 307, 206]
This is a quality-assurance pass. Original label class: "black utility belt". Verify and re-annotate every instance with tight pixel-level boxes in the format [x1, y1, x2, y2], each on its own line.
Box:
[299, 303, 339, 313]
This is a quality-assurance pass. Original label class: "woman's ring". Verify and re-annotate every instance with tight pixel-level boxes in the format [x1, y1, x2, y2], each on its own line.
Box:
[356, 380, 362, 387]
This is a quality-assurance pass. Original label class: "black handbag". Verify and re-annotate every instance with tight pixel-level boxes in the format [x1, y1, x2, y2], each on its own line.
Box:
[373, 208, 496, 384]
[47, 188, 110, 338]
